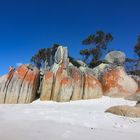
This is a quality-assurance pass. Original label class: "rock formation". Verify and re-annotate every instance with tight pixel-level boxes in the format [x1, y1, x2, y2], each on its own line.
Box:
[40, 46, 103, 102]
[40, 71, 53, 101]
[0, 46, 139, 104]
[0, 65, 39, 104]
[101, 66, 138, 97]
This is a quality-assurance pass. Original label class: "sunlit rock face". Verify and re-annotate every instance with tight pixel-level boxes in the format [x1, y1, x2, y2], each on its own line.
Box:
[67, 66, 83, 100]
[40, 71, 53, 101]
[40, 46, 103, 102]
[0, 65, 39, 104]
[0, 46, 139, 104]
[102, 66, 138, 97]
[40, 47, 139, 102]
[57, 77, 73, 102]
[51, 67, 68, 101]
[79, 67, 103, 99]
[101, 51, 138, 97]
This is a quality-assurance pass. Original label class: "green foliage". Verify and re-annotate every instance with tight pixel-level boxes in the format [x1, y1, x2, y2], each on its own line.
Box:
[69, 56, 81, 67]
[125, 58, 137, 71]
[128, 70, 140, 77]
[134, 35, 140, 58]
[80, 31, 113, 67]
[31, 44, 59, 69]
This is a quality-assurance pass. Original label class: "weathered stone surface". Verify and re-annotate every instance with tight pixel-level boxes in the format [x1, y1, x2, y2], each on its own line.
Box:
[105, 105, 140, 118]
[76, 60, 87, 67]
[68, 66, 84, 100]
[51, 67, 67, 101]
[125, 92, 140, 101]
[0, 65, 39, 104]
[0, 68, 15, 103]
[57, 77, 73, 102]
[102, 67, 138, 97]
[5, 65, 28, 104]
[3, 46, 140, 104]
[0, 75, 10, 103]
[83, 73, 103, 99]
[79, 67, 103, 99]
[105, 51, 126, 65]
[40, 71, 53, 101]
[92, 63, 112, 80]
[54, 46, 64, 64]
[51, 63, 60, 74]
[18, 67, 39, 104]
[63, 47, 68, 69]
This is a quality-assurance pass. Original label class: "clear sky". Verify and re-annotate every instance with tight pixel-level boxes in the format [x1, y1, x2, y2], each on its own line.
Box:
[0, 0, 140, 75]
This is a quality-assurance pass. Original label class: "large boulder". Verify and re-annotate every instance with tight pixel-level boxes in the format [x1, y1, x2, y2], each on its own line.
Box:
[0, 65, 39, 104]
[51, 67, 67, 101]
[105, 51, 126, 65]
[83, 73, 103, 99]
[54, 46, 64, 64]
[40, 71, 53, 101]
[68, 66, 84, 100]
[102, 66, 138, 97]
[16, 66, 39, 104]
[40, 45, 104, 102]
[105, 105, 140, 118]
[80, 67, 103, 99]
[57, 77, 73, 102]
[5, 65, 29, 104]
[0, 69, 14, 103]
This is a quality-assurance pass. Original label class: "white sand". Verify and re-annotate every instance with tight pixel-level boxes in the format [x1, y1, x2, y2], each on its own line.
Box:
[0, 96, 140, 140]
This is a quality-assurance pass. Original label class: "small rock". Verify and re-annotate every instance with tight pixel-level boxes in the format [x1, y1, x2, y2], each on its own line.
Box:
[105, 105, 140, 118]
[105, 51, 126, 65]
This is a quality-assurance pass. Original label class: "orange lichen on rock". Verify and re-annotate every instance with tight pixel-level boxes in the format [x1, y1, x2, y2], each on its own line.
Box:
[102, 67, 138, 97]
[61, 77, 72, 85]
[45, 71, 53, 80]
[102, 68, 120, 91]
[68, 66, 83, 100]
[16, 65, 28, 80]
[84, 74, 101, 88]
[40, 70, 53, 101]
[83, 73, 103, 99]
[69, 67, 81, 81]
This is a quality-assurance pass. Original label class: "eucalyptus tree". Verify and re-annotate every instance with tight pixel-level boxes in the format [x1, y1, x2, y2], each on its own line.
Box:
[80, 31, 113, 67]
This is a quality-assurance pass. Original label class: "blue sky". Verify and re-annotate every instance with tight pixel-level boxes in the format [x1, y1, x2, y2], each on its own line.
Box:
[0, 0, 140, 75]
